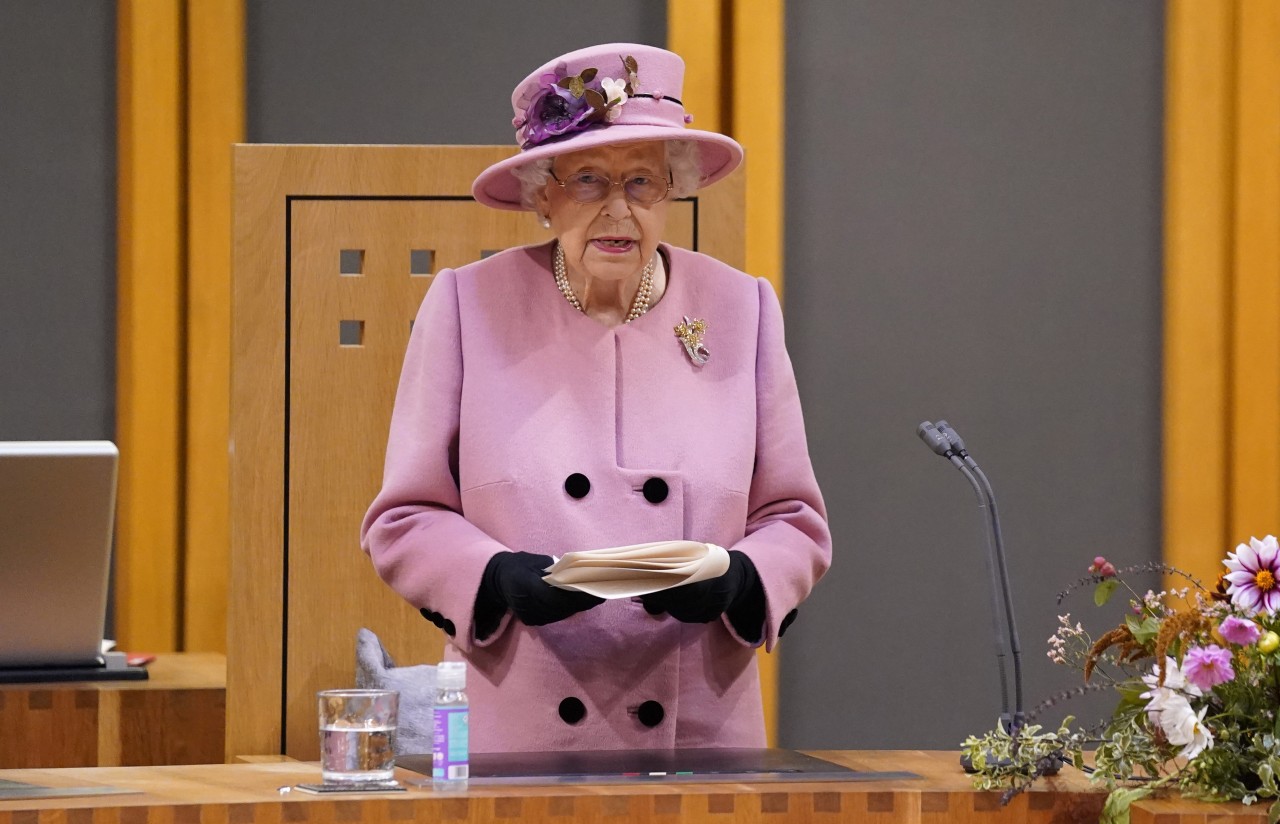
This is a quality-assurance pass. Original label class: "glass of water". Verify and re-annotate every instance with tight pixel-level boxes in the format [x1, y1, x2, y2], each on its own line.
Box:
[318, 689, 399, 783]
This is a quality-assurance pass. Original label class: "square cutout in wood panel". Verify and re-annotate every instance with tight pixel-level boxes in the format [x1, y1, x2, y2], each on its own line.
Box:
[339, 249, 364, 276]
[339, 319, 364, 346]
[410, 249, 434, 276]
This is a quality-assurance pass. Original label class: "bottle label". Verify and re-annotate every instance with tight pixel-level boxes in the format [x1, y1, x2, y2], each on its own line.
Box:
[432, 707, 469, 780]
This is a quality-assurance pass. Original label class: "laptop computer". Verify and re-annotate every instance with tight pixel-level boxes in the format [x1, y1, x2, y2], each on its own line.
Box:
[0, 441, 119, 669]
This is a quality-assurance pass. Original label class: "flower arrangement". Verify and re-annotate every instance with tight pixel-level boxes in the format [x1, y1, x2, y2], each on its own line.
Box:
[963, 535, 1280, 824]
[514, 55, 639, 148]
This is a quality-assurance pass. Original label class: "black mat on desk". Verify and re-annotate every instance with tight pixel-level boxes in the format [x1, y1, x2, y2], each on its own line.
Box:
[398, 748, 920, 785]
[0, 665, 148, 684]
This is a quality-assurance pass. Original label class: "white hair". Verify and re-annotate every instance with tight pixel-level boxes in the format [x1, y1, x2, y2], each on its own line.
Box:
[512, 139, 703, 212]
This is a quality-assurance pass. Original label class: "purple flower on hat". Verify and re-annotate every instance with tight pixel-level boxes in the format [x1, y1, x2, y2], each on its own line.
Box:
[515, 57, 641, 148]
[519, 72, 591, 147]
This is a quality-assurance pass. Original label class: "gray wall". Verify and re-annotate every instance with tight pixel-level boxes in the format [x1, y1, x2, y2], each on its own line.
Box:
[780, 1, 1164, 748]
[0, 3, 116, 440]
[247, 0, 666, 143]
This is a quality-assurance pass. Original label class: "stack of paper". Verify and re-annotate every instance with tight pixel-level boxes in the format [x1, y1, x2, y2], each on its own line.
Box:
[542, 540, 730, 599]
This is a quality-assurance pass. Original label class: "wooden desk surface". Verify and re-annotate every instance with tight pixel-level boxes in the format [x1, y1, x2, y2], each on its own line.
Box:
[0, 751, 1267, 823]
[0, 653, 225, 769]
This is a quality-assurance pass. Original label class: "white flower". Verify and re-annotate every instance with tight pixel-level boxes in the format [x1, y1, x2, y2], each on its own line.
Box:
[1140, 657, 1202, 699]
[600, 77, 629, 106]
[1140, 658, 1214, 759]
[1149, 689, 1195, 743]
[1170, 704, 1214, 759]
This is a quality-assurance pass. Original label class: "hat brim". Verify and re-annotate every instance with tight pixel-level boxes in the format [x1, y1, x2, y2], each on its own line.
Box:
[471, 125, 743, 211]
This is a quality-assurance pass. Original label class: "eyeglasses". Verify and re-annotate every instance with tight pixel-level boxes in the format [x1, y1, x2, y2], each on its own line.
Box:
[549, 168, 673, 205]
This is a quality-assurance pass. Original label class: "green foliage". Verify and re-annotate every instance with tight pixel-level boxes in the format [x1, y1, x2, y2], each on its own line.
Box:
[960, 717, 1083, 799]
[967, 551, 1280, 818]
[1099, 787, 1152, 824]
[1094, 578, 1118, 606]
[1124, 613, 1160, 644]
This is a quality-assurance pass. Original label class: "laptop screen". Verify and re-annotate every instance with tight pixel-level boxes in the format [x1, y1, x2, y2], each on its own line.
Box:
[0, 441, 117, 667]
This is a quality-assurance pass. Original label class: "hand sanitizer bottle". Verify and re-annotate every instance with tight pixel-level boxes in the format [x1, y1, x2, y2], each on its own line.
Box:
[432, 661, 469, 791]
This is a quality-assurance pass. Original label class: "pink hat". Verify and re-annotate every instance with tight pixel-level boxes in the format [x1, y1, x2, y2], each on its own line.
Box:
[472, 43, 744, 211]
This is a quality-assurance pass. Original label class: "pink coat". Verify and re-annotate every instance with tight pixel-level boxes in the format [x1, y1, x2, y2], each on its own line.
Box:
[361, 242, 831, 752]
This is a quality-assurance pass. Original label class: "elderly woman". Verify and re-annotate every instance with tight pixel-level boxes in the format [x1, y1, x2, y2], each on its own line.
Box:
[361, 43, 830, 752]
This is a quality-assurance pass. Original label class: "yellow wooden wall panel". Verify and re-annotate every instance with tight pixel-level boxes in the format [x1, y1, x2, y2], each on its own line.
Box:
[668, 0, 726, 133]
[116, 0, 184, 652]
[673, 0, 787, 747]
[1229, 0, 1280, 542]
[732, 0, 784, 297]
[729, 0, 785, 749]
[1163, 0, 1235, 588]
[184, 0, 244, 653]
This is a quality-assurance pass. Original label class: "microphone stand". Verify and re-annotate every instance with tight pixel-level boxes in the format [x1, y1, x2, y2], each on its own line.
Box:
[917, 421, 1052, 774]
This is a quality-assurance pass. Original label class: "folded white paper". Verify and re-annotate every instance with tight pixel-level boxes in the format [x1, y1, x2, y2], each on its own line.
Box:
[542, 540, 731, 599]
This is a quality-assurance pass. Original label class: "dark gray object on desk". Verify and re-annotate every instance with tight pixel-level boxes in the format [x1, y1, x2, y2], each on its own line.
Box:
[397, 748, 920, 785]
[0, 779, 139, 801]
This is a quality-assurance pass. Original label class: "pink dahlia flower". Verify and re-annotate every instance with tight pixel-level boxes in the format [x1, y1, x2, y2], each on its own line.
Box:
[1218, 615, 1261, 646]
[1183, 644, 1235, 692]
[1224, 535, 1280, 615]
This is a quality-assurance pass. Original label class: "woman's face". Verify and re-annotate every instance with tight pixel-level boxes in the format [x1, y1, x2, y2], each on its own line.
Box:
[537, 142, 671, 284]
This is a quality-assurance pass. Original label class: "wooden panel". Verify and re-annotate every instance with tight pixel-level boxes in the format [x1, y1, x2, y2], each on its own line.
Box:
[0, 654, 225, 769]
[730, 0, 786, 747]
[284, 199, 693, 760]
[697, 166, 745, 272]
[115, 0, 183, 652]
[732, 0, 785, 297]
[672, 1, 782, 744]
[184, 0, 245, 653]
[0, 690, 97, 769]
[667, 0, 726, 133]
[1229, 0, 1280, 540]
[283, 200, 543, 758]
[231, 145, 517, 762]
[230, 144, 739, 761]
[1163, 0, 1235, 588]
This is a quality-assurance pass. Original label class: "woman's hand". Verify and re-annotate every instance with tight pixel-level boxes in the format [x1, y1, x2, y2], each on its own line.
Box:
[640, 550, 764, 640]
[484, 551, 604, 627]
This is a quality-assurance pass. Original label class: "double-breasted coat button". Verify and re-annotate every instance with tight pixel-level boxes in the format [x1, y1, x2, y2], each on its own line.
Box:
[558, 697, 587, 724]
[564, 473, 591, 499]
[419, 607, 456, 637]
[636, 700, 665, 728]
[642, 477, 668, 504]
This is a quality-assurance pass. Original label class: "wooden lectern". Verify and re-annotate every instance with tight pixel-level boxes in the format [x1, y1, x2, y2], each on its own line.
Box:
[226, 144, 745, 761]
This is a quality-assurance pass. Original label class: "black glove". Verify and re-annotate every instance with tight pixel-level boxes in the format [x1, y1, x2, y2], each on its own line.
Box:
[474, 551, 603, 637]
[640, 550, 765, 642]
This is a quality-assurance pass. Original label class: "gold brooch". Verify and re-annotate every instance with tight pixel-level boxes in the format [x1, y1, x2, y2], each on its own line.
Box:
[674, 316, 710, 365]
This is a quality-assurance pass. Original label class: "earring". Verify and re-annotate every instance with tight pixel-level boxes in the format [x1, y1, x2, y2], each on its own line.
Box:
[539, 215, 551, 229]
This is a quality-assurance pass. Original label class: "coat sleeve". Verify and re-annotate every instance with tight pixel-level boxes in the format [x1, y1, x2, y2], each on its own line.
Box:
[360, 268, 512, 652]
[722, 277, 833, 651]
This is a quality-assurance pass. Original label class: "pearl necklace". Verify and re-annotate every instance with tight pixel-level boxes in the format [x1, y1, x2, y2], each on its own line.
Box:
[554, 242, 654, 323]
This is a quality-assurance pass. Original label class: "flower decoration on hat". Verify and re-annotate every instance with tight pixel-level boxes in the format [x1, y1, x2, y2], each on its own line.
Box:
[514, 55, 639, 148]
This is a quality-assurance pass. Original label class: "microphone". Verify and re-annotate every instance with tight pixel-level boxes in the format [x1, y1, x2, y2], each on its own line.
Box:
[918, 420, 1045, 774]
[934, 421, 1024, 730]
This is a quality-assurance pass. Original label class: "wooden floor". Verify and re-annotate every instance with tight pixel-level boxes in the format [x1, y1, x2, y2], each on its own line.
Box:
[0, 750, 1268, 823]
